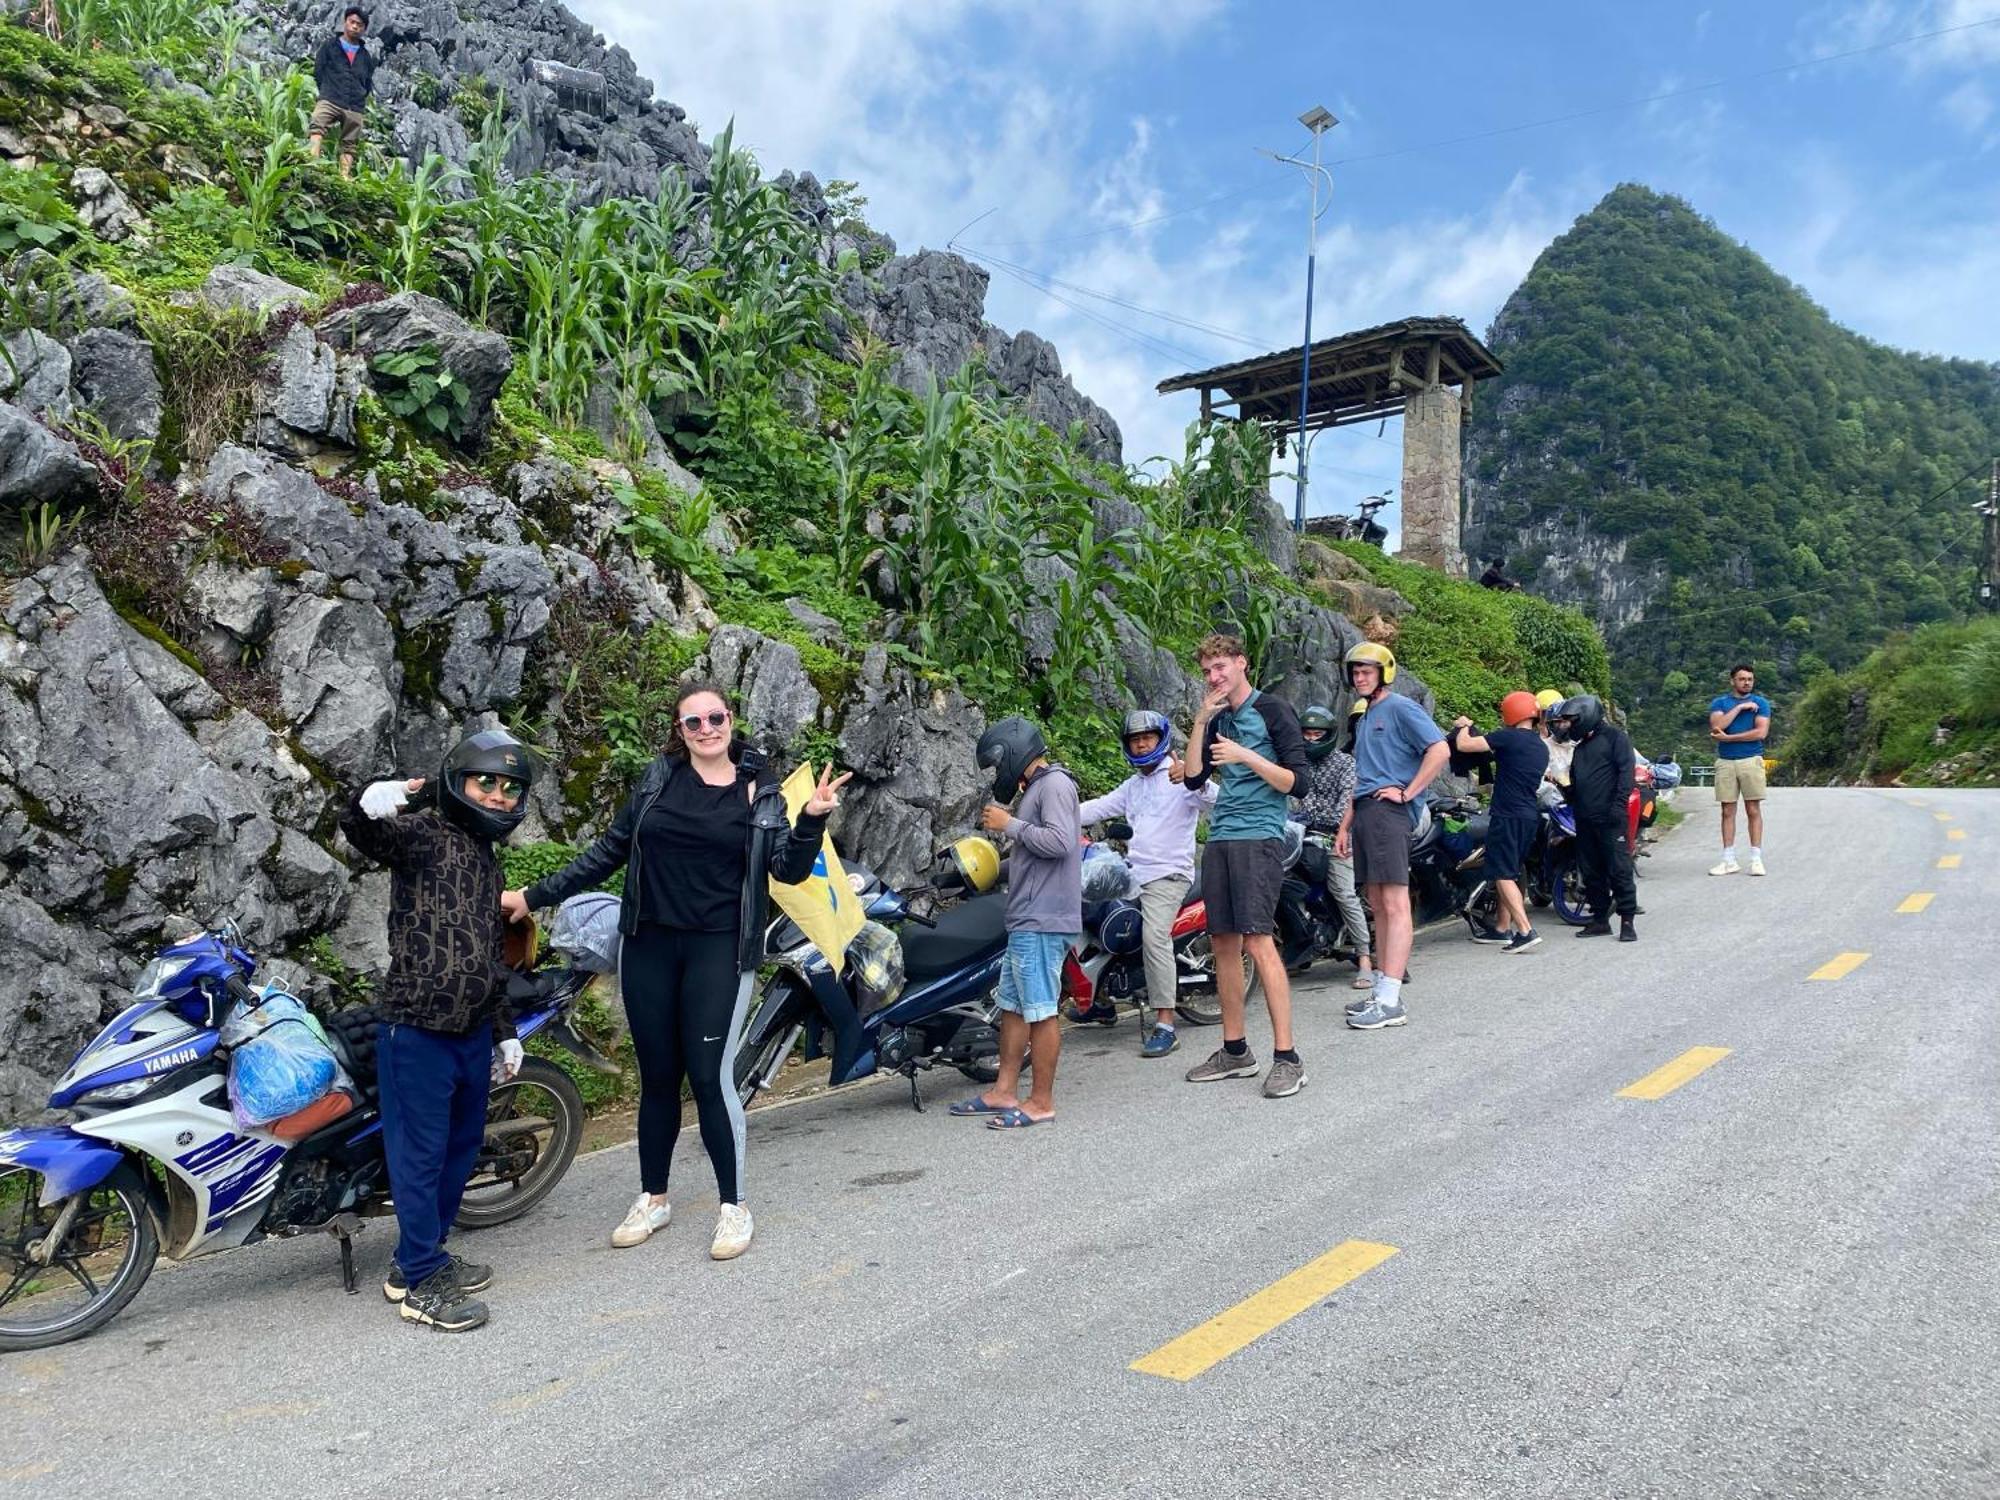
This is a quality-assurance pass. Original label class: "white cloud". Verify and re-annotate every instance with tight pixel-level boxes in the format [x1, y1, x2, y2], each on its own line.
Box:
[1939, 76, 1996, 133]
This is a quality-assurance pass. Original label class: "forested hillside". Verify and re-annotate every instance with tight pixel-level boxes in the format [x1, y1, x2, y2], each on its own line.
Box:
[1465, 184, 2000, 756]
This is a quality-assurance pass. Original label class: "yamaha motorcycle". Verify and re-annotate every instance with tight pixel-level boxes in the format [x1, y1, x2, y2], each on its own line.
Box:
[1062, 884, 1242, 1029]
[734, 866, 1006, 1112]
[0, 922, 605, 1351]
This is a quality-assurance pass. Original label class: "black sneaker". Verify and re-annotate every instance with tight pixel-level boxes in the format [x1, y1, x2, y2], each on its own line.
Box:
[1469, 923, 1510, 945]
[384, 1253, 493, 1303]
[399, 1267, 489, 1331]
[1576, 920, 1613, 938]
[1502, 930, 1542, 953]
[1618, 919, 1637, 943]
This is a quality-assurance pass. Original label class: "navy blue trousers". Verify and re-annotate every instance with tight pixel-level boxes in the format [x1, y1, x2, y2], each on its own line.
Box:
[378, 1020, 491, 1285]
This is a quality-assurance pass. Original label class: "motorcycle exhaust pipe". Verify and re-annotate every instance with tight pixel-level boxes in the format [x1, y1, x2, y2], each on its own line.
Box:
[547, 1015, 622, 1076]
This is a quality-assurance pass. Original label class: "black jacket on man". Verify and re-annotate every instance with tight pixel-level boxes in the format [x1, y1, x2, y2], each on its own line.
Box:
[523, 741, 827, 972]
[314, 33, 376, 111]
[338, 785, 517, 1040]
[1562, 724, 1639, 920]
[1565, 723, 1635, 827]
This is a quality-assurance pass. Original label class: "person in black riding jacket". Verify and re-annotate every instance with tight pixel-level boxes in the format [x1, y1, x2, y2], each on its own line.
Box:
[503, 679, 848, 1263]
[339, 727, 538, 1333]
[1550, 695, 1638, 943]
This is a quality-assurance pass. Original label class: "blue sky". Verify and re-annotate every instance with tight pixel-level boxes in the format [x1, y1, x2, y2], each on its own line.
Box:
[574, 0, 2000, 542]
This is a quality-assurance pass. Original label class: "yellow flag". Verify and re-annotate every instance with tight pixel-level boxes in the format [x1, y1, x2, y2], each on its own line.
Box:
[768, 763, 866, 975]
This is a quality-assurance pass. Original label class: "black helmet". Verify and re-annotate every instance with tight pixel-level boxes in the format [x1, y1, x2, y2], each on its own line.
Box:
[1120, 709, 1172, 770]
[1550, 695, 1603, 743]
[440, 728, 538, 841]
[976, 716, 1048, 802]
[1299, 704, 1339, 762]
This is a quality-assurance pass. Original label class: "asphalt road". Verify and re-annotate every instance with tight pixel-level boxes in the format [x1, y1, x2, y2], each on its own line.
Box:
[4, 788, 1996, 1499]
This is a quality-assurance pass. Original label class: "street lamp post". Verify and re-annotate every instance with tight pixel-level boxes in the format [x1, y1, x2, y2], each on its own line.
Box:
[1263, 106, 1338, 535]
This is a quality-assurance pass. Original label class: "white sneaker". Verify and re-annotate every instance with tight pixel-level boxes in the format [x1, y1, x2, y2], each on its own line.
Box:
[1709, 859, 1740, 876]
[1748, 855, 1766, 877]
[611, 1193, 671, 1248]
[710, 1203, 754, 1261]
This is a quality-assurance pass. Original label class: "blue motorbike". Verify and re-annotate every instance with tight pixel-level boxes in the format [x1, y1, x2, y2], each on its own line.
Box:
[734, 866, 1005, 1112]
[0, 920, 607, 1351]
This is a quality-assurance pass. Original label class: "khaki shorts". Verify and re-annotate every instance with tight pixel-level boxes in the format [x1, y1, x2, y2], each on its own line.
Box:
[310, 99, 366, 147]
[1714, 757, 1766, 803]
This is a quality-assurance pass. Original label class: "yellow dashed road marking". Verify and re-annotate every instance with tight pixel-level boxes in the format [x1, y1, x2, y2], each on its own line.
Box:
[1947, 828, 1966, 841]
[1938, 854, 1962, 869]
[1809, 952, 1870, 981]
[1617, 1047, 1733, 1101]
[1896, 892, 1935, 914]
[1131, 1241, 1399, 1381]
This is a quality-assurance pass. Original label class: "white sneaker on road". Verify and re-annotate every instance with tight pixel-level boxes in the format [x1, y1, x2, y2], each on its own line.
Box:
[711, 1203, 754, 1261]
[611, 1193, 671, 1248]
[1748, 855, 1766, 876]
[1709, 859, 1740, 876]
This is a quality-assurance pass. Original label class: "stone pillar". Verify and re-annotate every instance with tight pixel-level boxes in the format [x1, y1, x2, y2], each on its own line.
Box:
[1399, 383, 1468, 578]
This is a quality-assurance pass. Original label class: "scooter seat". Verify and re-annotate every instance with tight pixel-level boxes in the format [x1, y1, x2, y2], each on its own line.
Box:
[901, 891, 1009, 980]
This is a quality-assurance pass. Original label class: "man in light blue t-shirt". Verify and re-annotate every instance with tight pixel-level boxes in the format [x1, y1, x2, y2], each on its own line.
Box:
[1708, 663, 1772, 877]
[1334, 642, 1448, 1032]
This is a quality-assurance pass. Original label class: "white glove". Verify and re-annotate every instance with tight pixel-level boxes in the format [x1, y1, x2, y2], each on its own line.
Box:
[494, 1039, 524, 1082]
[360, 780, 412, 820]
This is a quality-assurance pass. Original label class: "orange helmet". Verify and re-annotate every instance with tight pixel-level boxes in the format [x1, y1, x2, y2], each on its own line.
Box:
[1499, 691, 1540, 728]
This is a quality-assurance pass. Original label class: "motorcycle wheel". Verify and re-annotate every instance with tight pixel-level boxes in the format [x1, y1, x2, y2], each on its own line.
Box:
[1549, 857, 1592, 927]
[1178, 931, 1259, 1019]
[455, 1057, 585, 1230]
[0, 1161, 158, 1352]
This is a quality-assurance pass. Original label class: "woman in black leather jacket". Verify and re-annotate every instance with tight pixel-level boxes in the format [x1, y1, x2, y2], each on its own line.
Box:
[503, 680, 849, 1261]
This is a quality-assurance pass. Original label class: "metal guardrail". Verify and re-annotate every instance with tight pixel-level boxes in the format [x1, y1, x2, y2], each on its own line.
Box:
[1686, 764, 1715, 787]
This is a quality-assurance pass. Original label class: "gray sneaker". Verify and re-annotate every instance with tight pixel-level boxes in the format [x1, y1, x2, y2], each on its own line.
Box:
[1345, 991, 1375, 1015]
[1185, 1045, 1260, 1083]
[1262, 1055, 1306, 1098]
[1346, 999, 1408, 1031]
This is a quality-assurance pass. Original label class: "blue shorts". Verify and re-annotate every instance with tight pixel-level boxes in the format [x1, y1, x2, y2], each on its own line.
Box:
[995, 930, 1076, 1023]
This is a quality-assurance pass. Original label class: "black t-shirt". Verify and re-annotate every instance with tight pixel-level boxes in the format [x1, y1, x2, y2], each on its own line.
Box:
[1485, 727, 1550, 819]
[636, 769, 750, 931]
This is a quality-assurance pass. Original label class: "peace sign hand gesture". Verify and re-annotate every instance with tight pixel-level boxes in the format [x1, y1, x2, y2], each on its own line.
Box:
[803, 763, 854, 817]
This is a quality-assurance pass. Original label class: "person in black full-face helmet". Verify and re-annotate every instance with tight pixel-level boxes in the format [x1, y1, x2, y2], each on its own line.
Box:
[338, 727, 540, 1332]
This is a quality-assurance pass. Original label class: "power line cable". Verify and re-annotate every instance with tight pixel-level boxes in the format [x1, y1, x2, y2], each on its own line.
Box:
[953, 244, 1269, 349]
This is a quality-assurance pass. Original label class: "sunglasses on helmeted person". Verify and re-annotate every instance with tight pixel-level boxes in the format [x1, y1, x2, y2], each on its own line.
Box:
[468, 773, 525, 799]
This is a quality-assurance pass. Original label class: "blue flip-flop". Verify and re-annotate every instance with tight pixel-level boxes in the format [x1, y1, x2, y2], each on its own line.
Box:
[948, 1096, 1011, 1117]
[986, 1107, 1052, 1130]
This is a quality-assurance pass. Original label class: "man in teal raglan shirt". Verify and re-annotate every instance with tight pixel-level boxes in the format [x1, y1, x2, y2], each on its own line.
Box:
[1180, 633, 1313, 1099]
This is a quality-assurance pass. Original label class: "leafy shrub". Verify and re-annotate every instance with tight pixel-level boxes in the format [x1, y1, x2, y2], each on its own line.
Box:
[0, 167, 82, 255]
[371, 344, 472, 442]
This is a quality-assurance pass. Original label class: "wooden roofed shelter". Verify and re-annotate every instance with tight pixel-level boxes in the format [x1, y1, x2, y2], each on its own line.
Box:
[1157, 316, 1503, 576]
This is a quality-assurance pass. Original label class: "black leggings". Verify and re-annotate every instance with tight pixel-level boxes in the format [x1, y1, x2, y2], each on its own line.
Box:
[621, 925, 753, 1204]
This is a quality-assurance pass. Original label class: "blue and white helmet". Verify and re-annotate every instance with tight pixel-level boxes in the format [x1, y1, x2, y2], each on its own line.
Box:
[1121, 709, 1172, 769]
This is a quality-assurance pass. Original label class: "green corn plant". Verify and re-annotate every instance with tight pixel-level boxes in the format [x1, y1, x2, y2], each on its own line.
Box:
[373, 151, 465, 295]
[15, 502, 80, 572]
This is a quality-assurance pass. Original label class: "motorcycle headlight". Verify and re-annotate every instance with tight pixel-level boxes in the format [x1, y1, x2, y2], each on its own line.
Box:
[76, 1076, 156, 1107]
[133, 955, 194, 1000]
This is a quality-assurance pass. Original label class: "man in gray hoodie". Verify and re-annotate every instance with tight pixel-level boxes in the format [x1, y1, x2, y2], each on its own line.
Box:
[951, 717, 1080, 1130]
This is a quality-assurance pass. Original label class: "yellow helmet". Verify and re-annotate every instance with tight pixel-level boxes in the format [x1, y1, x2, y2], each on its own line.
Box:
[1342, 640, 1397, 687]
[1347, 699, 1367, 717]
[939, 835, 1001, 895]
[1534, 688, 1565, 712]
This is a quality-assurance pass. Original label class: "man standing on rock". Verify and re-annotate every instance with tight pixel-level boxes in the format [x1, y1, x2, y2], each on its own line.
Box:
[1708, 663, 1771, 877]
[308, 7, 375, 179]
[1336, 642, 1449, 1029]
[1180, 633, 1313, 1098]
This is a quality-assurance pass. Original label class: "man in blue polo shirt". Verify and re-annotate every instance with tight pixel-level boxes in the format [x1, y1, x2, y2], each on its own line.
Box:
[1180, 632, 1312, 1099]
[1335, 642, 1448, 1031]
[1708, 662, 1772, 876]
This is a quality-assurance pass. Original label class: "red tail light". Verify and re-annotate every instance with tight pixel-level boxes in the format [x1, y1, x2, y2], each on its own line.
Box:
[1061, 953, 1091, 1000]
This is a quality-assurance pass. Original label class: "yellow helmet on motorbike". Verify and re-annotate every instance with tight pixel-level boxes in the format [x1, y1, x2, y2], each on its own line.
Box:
[939, 835, 1001, 894]
[1534, 688, 1564, 712]
[1343, 640, 1397, 687]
